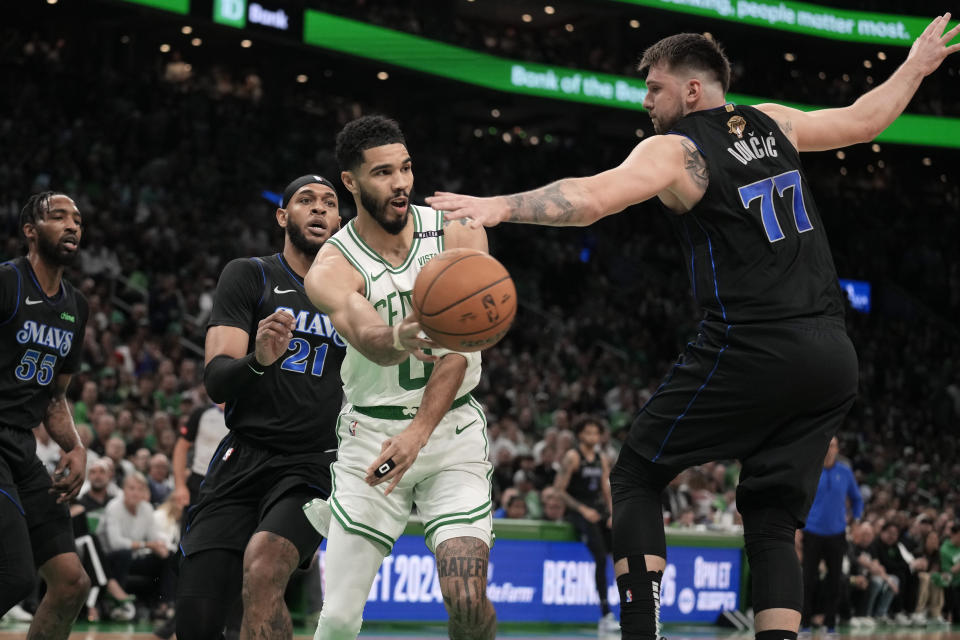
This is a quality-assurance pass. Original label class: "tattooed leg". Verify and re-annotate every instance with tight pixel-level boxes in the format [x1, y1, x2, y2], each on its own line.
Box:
[436, 536, 497, 640]
[239, 532, 300, 640]
[29, 553, 90, 640]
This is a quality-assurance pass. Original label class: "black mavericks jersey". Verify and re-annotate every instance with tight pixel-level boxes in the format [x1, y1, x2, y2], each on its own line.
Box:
[0, 257, 88, 431]
[209, 253, 345, 454]
[668, 104, 845, 323]
[568, 449, 605, 512]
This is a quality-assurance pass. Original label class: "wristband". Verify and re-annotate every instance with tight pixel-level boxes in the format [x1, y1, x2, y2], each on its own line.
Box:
[392, 324, 405, 352]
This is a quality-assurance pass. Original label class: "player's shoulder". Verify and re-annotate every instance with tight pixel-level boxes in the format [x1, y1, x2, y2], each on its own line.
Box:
[0, 258, 24, 282]
[219, 255, 272, 284]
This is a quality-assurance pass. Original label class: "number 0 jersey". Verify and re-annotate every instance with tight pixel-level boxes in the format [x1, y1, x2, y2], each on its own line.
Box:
[0, 257, 88, 431]
[208, 253, 346, 453]
[326, 205, 481, 408]
[667, 104, 845, 324]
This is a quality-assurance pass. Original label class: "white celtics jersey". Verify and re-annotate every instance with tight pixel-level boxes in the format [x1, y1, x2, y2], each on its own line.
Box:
[327, 205, 481, 408]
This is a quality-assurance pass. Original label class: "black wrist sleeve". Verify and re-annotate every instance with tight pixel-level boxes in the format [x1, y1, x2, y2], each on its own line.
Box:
[203, 353, 265, 403]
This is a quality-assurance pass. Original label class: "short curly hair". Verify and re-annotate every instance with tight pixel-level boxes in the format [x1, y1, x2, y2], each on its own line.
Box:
[335, 115, 406, 172]
[639, 33, 731, 92]
[19, 190, 68, 238]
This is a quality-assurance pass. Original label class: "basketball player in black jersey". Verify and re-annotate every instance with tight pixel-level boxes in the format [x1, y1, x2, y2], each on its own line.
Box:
[0, 192, 91, 638]
[429, 14, 960, 640]
[554, 417, 616, 633]
[176, 175, 345, 640]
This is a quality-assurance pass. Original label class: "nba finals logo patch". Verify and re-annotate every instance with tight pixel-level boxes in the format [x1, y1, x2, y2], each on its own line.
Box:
[349, 420, 358, 436]
[222, 447, 234, 462]
[727, 115, 746, 139]
[625, 589, 633, 603]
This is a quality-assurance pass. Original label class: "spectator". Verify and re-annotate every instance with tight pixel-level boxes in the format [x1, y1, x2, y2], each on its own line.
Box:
[77, 459, 114, 514]
[33, 424, 60, 474]
[74, 380, 98, 425]
[97, 473, 170, 615]
[913, 530, 946, 625]
[942, 522, 960, 623]
[844, 522, 876, 628]
[104, 435, 131, 486]
[870, 523, 910, 623]
[147, 453, 173, 505]
[540, 487, 566, 522]
[90, 413, 117, 457]
[801, 436, 863, 631]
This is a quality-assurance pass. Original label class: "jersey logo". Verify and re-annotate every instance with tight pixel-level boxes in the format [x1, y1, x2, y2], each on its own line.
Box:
[222, 447, 234, 462]
[16, 320, 75, 356]
[727, 115, 746, 139]
[273, 286, 296, 294]
[25, 297, 43, 305]
[348, 420, 358, 436]
[60, 312, 75, 323]
[455, 419, 478, 435]
[370, 269, 387, 282]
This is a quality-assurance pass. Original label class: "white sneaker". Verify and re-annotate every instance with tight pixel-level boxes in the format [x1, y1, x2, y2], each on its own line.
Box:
[2, 603, 33, 623]
[109, 601, 136, 622]
[860, 617, 877, 629]
[894, 612, 912, 626]
[598, 612, 620, 634]
[911, 612, 927, 626]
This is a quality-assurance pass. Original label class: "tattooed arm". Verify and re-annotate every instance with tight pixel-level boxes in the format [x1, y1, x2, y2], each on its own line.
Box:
[426, 134, 688, 227]
[45, 374, 86, 502]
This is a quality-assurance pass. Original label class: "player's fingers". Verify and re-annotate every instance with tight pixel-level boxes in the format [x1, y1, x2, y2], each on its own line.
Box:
[410, 348, 439, 363]
[383, 470, 405, 497]
[948, 42, 960, 54]
[942, 21, 960, 42]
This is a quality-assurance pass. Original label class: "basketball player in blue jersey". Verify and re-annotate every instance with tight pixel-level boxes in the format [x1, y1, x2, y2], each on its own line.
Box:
[0, 192, 91, 638]
[429, 14, 960, 640]
[176, 175, 345, 640]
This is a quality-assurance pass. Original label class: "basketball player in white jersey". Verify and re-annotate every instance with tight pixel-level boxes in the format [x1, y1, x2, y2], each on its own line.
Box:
[303, 115, 496, 640]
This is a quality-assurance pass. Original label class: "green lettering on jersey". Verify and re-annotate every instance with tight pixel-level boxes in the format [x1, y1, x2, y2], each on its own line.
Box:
[60, 312, 75, 323]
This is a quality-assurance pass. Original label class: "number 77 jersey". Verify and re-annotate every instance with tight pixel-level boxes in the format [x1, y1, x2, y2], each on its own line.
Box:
[667, 103, 846, 324]
[326, 204, 481, 409]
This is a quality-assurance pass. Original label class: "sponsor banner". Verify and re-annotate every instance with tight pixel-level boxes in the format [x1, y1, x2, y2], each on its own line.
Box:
[612, 0, 958, 47]
[318, 535, 741, 623]
[302, 10, 960, 149]
[116, 0, 189, 14]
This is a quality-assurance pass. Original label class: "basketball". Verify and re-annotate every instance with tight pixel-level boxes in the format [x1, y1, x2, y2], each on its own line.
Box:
[413, 248, 517, 352]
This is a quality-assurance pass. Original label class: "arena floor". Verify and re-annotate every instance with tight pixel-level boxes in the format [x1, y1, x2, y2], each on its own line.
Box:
[0, 623, 958, 639]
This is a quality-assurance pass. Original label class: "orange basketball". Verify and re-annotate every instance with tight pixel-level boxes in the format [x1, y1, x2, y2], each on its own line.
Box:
[412, 248, 517, 352]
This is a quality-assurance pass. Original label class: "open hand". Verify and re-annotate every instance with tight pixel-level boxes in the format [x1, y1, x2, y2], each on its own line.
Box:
[426, 192, 508, 229]
[365, 427, 428, 496]
[395, 314, 439, 363]
[907, 13, 960, 76]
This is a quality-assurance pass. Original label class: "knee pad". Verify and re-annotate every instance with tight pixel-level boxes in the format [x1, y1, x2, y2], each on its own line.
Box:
[617, 554, 663, 640]
[742, 507, 802, 612]
[611, 446, 675, 561]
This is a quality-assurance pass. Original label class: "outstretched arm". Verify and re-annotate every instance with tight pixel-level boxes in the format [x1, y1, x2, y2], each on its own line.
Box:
[757, 13, 960, 151]
[304, 243, 437, 366]
[426, 135, 684, 227]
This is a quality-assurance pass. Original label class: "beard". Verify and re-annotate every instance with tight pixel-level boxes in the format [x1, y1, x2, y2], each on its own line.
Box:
[651, 105, 683, 135]
[360, 185, 408, 236]
[286, 221, 324, 257]
[37, 231, 79, 267]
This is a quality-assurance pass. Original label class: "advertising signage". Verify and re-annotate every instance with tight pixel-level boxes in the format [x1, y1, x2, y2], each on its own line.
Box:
[612, 1, 958, 48]
[302, 10, 960, 149]
[319, 535, 742, 623]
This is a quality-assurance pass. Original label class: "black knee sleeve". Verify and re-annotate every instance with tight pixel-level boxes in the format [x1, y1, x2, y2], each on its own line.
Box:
[742, 506, 803, 612]
[611, 445, 676, 561]
[176, 549, 243, 640]
[617, 554, 664, 640]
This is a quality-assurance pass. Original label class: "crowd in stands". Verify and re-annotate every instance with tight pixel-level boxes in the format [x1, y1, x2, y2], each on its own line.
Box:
[2, 1, 959, 627]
